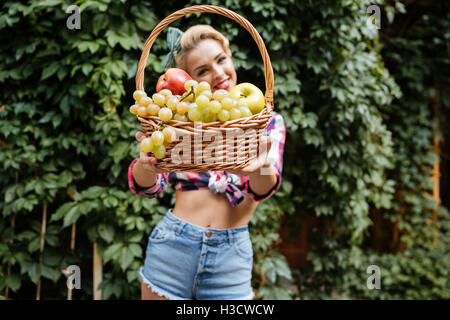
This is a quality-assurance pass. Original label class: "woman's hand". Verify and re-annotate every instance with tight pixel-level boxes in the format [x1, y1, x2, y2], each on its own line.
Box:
[227, 136, 273, 177]
[135, 131, 166, 173]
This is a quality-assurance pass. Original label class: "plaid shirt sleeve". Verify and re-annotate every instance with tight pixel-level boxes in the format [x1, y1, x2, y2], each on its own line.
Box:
[128, 158, 168, 198]
[245, 112, 286, 202]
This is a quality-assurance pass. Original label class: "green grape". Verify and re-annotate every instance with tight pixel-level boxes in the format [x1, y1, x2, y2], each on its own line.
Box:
[133, 90, 146, 102]
[152, 93, 166, 107]
[200, 89, 212, 99]
[137, 106, 148, 117]
[176, 102, 190, 114]
[221, 97, 234, 110]
[147, 103, 160, 116]
[138, 96, 152, 107]
[197, 81, 211, 93]
[162, 127, 176, 143]
[173, 113, 188, 122]
[159, 89, 172, 97]
[184, 92, 195, 102]
[166, 96, 179, 111]
[239, 106, 252, 118]
[151, 131, 164, 146]
[209, 100, 222, 113]
[229, 108, 241, 120]
[140, 137, 153, 153]
[153, 145, 166, 159]
[217, 109, 230, 122]
[158, 108, 173, 121]
[184, 80, 198, 91]
[195, 95, 210, 109]
[201, 106, 211, 117]
[212, 89, 228, 102]
[188, 106, 202, 121]
[203, 112, 217, 123]
[238, 100, 249, 109]
[129, 104, 139, 115]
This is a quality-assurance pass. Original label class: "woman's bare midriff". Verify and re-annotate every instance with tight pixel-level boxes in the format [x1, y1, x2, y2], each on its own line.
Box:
[172, 189, 258, 229]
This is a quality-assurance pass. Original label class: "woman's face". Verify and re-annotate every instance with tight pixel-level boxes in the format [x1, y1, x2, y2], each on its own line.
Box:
[185, 39, 237, 92]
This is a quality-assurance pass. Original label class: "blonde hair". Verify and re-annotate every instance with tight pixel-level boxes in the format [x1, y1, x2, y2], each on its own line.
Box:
[175, 25, 232, 72]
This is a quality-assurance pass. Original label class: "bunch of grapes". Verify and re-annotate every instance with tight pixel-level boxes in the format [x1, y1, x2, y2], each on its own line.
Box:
[139, 127, 176, 159]
[129, 80, 254, 123]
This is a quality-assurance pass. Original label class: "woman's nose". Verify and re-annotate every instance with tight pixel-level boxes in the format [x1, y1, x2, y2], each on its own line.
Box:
[212, 64, 225, 80]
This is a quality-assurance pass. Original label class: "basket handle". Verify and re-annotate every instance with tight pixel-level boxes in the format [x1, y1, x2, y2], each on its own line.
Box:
[135, 5, 274, 111]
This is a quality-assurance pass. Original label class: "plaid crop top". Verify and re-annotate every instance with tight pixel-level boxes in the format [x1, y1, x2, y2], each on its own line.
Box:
[128, 112, 286, 207]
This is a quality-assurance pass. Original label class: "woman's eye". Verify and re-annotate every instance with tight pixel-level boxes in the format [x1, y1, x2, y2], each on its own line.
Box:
[198, 69, 206, 76]
[218, 57, 226, 63]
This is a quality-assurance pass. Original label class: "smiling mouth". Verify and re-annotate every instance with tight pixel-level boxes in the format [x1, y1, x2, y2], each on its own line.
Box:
[214, 78, 230, 90]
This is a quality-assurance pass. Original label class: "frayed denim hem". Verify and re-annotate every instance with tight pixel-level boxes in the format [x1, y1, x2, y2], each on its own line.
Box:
[139, 268, 190, 300]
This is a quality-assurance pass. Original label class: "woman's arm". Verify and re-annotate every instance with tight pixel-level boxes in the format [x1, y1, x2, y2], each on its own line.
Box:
[230, 112, 286, 202]
[247, 159, 278, 196]
[128, 159, 168, 197]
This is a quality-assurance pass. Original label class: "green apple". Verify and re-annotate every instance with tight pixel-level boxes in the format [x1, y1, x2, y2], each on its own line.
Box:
[228, 83, 265, 114]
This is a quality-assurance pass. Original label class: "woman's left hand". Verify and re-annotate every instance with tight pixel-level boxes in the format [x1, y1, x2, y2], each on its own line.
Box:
[227, 136, 273, 177]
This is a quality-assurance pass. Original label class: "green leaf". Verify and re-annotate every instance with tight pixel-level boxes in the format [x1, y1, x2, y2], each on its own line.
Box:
[273, 257, 292, 280]
[5, 274, 21, 292]
[104, 243, 122, 263]
[108, 141, 129, 164]
[82, 64, 93, 76]
[127, 232, 143, 243]
[50, 202, 75, 222]
[41, 62, 59, 80]
[128, 243, 142, 257]
[98, 224, 115, 243]
[120, 247, 134, 271]
[37, 0, 62, 7]
[29, 263, 41, 284]
[41, 264, 58, 282]
[63, 205, 81, 228]
[93, 14, 109, 35]
[28, 237, 41, 253]
[16, 230, 36, 241]
[4, 185, 17, 203]
[59, 95, 70, 117]
[81, 186, 104, 200]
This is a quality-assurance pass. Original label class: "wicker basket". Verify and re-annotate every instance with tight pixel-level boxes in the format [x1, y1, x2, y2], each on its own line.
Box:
[135, 5, 274, 172]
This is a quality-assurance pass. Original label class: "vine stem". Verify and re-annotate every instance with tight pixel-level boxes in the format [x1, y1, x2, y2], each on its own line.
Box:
[67, 222, 76, 300]
[93, 241, 103, 300]
[431, 82, 440, 248]
[36, 202, 47, 300]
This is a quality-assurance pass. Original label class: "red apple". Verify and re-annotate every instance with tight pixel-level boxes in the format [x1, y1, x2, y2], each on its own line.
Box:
[156, 68, 192, 95]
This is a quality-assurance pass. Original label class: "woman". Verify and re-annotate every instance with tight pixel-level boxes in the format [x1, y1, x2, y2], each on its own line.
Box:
[128, 25, 286, 300]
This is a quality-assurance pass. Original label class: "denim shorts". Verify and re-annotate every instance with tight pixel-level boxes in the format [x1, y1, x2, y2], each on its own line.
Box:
[139, 209, 254, 300]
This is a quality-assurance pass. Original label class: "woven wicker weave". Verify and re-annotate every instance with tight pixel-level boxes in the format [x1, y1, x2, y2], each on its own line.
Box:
[135, 5, 274, 172]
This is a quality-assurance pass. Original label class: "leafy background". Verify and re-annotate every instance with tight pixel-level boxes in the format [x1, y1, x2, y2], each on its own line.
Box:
[0, 0, 449, 299]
